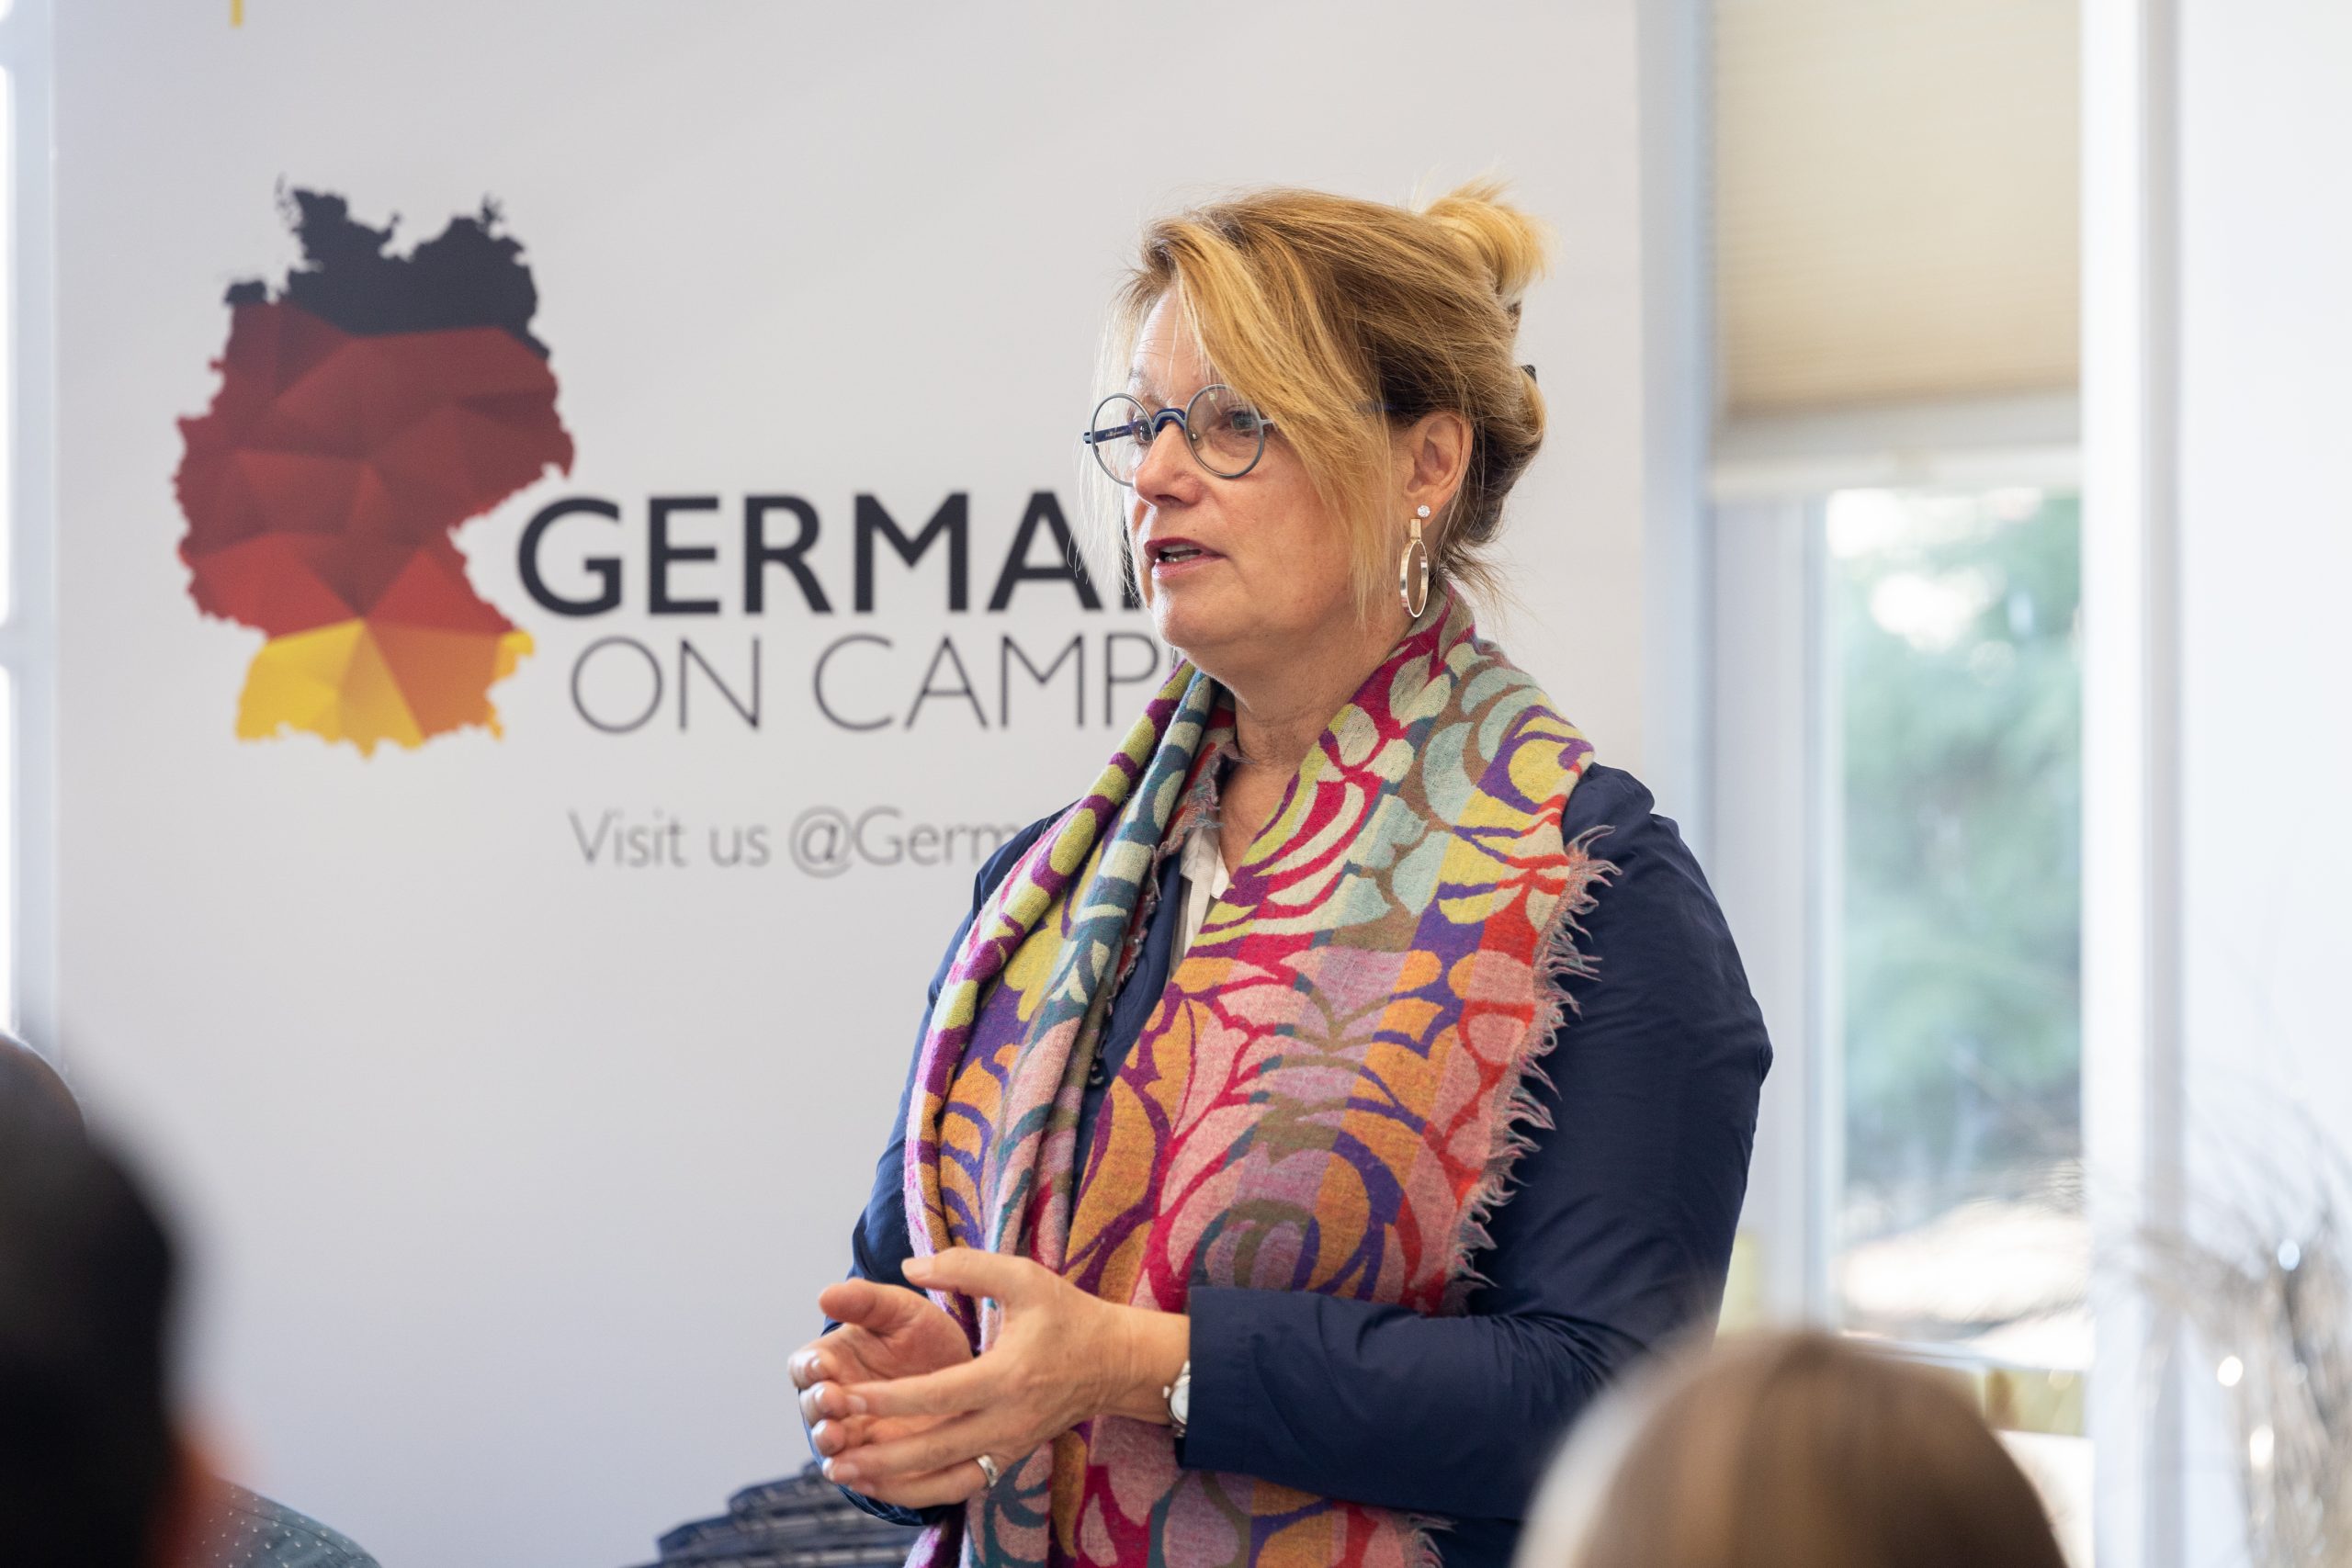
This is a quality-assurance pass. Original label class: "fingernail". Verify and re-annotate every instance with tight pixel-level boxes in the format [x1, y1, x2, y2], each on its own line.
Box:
[830, 1459, 861, 1483]
[903, 1257, 933, 1282]
[846, 1393, 869, 1415]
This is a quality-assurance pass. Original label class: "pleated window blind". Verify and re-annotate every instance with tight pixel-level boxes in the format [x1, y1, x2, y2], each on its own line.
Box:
[1714, 0, 2080, 416]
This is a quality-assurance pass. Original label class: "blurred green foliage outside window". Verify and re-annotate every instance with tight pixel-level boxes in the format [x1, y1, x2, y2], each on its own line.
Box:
[1829, 488, 2085, 1367]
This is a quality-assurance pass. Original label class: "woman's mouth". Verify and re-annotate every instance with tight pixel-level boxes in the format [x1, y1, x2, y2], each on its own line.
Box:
[1148, 537, 1220, 572]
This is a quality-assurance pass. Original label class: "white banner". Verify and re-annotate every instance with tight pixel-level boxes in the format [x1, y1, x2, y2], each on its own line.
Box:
[53, 4, 1657, 1562]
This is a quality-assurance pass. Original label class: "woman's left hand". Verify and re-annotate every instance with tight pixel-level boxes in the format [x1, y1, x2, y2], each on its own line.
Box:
[820, 1247, 1190, 1509]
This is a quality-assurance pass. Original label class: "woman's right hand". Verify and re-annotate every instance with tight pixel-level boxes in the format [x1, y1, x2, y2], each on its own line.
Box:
[790, 1277, 974, 1470]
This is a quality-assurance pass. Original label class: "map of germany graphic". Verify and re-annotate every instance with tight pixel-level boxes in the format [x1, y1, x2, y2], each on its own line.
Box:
[175, 189, 573, 754]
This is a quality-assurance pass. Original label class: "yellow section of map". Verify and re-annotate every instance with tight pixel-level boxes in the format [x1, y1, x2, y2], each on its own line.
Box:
[236, 619, 534, 757]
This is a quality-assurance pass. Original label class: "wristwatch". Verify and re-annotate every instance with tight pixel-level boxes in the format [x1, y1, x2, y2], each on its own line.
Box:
[1162, 1359, 1192, 1438]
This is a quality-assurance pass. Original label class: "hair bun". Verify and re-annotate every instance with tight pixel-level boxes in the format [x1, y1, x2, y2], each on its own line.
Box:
[1419, 178, 1552, 307]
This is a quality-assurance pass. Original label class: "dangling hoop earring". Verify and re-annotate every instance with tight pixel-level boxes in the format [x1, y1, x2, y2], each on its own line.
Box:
[1398, 504, 1432, 619]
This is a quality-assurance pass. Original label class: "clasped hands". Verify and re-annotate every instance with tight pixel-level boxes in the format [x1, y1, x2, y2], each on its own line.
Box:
[789, 1247, 1191, 1509]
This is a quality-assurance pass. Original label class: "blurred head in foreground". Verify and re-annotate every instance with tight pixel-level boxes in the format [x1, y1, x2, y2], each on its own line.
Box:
[0, 1032, 190, 1568]
[0, 1036, 380, 1568]
[1518, 1331, 2068, 1568]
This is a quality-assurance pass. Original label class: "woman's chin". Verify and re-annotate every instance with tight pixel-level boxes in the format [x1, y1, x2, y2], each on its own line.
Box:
[1150, 602, 1238, 663]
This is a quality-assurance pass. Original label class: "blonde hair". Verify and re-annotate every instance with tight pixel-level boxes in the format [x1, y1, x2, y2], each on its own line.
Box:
[1520, 1333, 2069, 1568]
[1097, 180, 1550, 614]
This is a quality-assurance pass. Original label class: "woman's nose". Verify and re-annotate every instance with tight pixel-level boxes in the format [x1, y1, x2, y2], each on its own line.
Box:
[1131, 417, 1194, 498]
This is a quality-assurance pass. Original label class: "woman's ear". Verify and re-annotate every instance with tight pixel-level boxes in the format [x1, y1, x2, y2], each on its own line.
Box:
[1399, 411, 1474, 530]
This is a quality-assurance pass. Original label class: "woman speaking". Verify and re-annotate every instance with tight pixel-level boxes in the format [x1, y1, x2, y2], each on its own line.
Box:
[791, 182, 1770, 1568]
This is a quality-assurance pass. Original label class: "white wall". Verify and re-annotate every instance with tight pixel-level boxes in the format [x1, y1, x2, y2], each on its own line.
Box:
[2176, 5, 2352, 1122]
[47, 6, 1699, 1565]
[2174, 4, 2352, 1562]
[2086, 4, 2352, 1563]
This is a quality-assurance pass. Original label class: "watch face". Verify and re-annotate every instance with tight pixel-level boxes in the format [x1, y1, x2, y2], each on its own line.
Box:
[1171, 1372, 1191, 1426]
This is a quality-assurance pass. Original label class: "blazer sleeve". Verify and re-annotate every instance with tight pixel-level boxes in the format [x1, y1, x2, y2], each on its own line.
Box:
[1178, 765, 1772, 1530]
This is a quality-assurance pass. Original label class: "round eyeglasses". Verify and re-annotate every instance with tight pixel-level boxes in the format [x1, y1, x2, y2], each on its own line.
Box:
[1082, 385, 1272, 486]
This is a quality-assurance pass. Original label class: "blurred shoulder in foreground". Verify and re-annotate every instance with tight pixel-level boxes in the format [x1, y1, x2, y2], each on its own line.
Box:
[188, 1484, 380, 1568]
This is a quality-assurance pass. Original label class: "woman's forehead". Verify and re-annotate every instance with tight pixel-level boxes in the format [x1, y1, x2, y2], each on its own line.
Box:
[1127, 296, 1215, 398]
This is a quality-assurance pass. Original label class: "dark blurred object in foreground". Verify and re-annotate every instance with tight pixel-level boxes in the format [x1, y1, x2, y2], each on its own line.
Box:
[631, 1463, 915, 1567]
[0, 1033, 379, 1568]
[0, 1035, 178, 1568]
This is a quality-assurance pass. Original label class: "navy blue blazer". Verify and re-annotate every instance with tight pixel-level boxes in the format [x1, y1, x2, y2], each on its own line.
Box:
[829, 764, 1770, 1568]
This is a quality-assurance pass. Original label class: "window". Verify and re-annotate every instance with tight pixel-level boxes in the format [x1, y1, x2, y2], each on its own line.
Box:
[0, 24, 18, 1027]
[1710, 409, 2090, 1555]
[1824, 486, 2085, 1369]
[0, 0, 52, 1046]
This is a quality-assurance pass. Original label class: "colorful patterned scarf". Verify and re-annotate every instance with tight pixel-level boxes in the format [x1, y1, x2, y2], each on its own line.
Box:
[900, 593, 1611, 1568]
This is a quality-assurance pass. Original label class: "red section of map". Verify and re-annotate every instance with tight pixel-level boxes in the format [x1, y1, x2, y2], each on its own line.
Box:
[176, 299, 573, 640]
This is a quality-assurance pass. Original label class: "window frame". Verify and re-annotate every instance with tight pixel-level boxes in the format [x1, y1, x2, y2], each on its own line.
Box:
[1708, 389, 2085, 1375]
[0, 0, 56, 1049]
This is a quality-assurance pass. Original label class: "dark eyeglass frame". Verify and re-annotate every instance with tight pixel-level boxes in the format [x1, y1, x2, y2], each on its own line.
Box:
[1082, 384, 1277, 485]
[1081, 386, 1419, 488]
